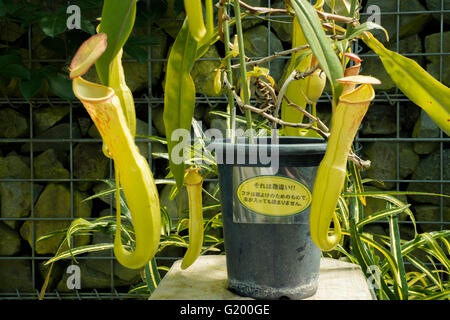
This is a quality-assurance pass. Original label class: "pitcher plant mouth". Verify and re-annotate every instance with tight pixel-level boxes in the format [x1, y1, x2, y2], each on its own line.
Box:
[73, 76, 115, 102]
[338, 81, 376, 104]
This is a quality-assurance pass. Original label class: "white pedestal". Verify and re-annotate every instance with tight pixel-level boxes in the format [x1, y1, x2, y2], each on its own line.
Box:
[149, 255, 375, 300]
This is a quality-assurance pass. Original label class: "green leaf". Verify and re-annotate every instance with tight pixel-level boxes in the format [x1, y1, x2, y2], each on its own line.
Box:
[285, 49, 313, 79]
[83, 179, 132, 218]
[1, 0, 22, 16]
[11, 4, 44, 27]
[20, 70, 43, 99]
[64, 218, 96, 262]
[43, 71, 75, 101]
[39, 15, 67, 38]
[82, 186, 116, 202]
[173, 0, 184, 16]
[405, 254, 443, 291]
[44, 243, 114, 265]
[337, 196, 350, 230]
[347, 221, 397, 300]
[348, 156, 367, 213]
[123, 34, 160, 63]
[0, 54, 21, 67]
[126, 35, 159, 47]
[80, 18, 96, 35]
[290, 0, 344, 104]
[0, 0, 6, 16]
[163, 18, 198, 191]
[136, 0, 167, 26]
[160, 206, 172, 236]
[0, 64, 30, 79]
[401, 230, 450, 257]
[387, 207, 408, 300]
[144, 258, 161, 293]
[123, 45, 147, 64]
[280, 42, 312, 136]
[356, 204, 411, 229]
[342, 190, 450, 200]
[420, 233, 450, 270]
[135, 134, 167, 145]
[346, 22, 388, 41]
[325, 0, 353, 16]
[362, 32, 450, 136]
[423, 290, 450, 300]
[95, 0, 137, 85]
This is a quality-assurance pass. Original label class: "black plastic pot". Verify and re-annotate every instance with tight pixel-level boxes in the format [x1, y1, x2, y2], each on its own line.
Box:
[215, 136, 327, 299]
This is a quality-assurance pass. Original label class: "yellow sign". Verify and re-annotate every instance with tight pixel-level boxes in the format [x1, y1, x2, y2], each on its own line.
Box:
[237, 176, 312, 216]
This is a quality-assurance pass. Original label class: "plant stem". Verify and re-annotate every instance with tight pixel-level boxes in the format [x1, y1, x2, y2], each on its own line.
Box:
[222, 76, 371, 169]
[346, 0, 359, 35]
[205, 0, 214, 37]
[238, 0, 288, 14]
[217, 0, 227, 41]
[315, 10, 356, 24]
[238, 0, 355, 24]
[349, 0, 359, 18]
[272, 65, 319, 124]
[233, 0, 254, 142]
[223, 77, 324, 134]
[223, 4, 236, 141]
[231, 45, 310, 69]
[311, 102, 318, 128]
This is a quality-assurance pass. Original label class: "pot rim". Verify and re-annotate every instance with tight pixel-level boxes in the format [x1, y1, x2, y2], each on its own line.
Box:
[211, 136, 328, 156]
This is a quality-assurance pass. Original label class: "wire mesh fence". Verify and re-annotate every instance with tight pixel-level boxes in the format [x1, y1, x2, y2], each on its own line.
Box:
[0, 0, 448, 299]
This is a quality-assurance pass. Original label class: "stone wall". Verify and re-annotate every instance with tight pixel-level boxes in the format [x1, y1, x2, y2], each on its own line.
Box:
[0, 0, 448, 295]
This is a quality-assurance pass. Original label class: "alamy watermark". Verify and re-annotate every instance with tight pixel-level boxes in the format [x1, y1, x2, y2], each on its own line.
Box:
[66, 5, 81, 30]
[66, 264, 81, 290]
[366, 4, 381, 26]
[169, 122, 280, 172]
[366, 265, 381, 290]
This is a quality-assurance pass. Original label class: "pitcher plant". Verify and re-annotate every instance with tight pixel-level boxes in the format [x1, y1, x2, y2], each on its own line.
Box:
[56, 0, 450, 273]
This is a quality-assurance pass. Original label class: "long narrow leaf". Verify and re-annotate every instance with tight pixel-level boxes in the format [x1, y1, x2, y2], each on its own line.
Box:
[406, 271, 429, 288]
[163, 18, 198, 191]
[401, 230, 450, 257]
[347, 222, 396, 300]
[280, 17, 311, 135]
[343, 190, 447, 235]
[64, 218, 98, 262]
[290, 0, 344, 104]
[336, 196, 350, 230]
[362, 32, 450, 135]
[44, 243, 114, 265]
[356, 204, 411, 229]
[342, 190, 450, 199]
[82, 187, 117, 202]
[405, 254, 443, 291]
[420, 233, 450, 270]
[441, 237, 450, 255]
[145, 258, 161, 293]
[346, 22, 388, 41]
[387, 206, 408, 299]
[345, 227, 402, 299]
[94, 0, 137, 85]
[423, 290, 450, 300]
